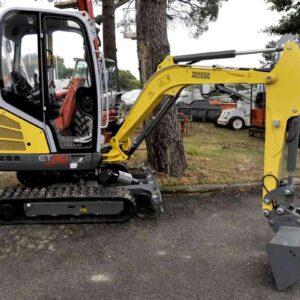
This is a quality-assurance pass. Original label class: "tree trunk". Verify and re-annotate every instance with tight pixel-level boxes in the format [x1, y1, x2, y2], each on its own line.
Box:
[136, 0, 187, 176]
[102, 0, 117, 64]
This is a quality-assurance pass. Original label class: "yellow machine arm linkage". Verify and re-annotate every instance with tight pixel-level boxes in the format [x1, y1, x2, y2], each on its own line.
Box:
[104, 42, 300, 215]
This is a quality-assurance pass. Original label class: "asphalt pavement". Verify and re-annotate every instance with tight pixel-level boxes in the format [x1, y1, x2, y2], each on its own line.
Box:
[1, 190, 300, 300]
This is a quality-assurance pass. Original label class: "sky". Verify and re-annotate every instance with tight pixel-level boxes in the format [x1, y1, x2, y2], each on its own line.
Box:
[115, 0, 282, 77]
[1, 0, 282, 78]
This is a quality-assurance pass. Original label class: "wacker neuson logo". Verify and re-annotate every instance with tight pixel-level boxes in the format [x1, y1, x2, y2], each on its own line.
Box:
[192, 71, 210, 79]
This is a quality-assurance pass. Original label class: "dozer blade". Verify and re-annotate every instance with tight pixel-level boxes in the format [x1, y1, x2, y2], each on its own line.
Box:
[267, 226, 300, 291]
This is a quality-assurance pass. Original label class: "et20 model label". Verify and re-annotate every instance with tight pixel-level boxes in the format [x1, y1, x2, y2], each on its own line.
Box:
[192, 71, 210, 80]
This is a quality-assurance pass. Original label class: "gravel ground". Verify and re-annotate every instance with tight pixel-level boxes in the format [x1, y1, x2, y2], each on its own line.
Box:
[0, 190, 300, 300]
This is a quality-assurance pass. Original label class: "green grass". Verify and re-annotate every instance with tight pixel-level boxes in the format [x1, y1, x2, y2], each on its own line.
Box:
[129, 122, 266, 186]
[0, 122, 297, 188]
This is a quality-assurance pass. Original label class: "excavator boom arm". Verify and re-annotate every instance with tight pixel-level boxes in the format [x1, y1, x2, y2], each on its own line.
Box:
[104, 60, 269, 162]
[104, 41, 300, 213]
[117, 64, 267, 141]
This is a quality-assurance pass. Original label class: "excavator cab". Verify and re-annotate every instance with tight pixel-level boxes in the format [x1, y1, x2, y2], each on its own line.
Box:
[0, 8, 161, 223]
[0, 8, 103, 171]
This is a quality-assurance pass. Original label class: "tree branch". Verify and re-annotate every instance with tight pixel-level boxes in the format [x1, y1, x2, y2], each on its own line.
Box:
[115, 0, 131, 9]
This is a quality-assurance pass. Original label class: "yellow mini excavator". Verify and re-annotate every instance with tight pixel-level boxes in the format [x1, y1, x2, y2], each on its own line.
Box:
[0, 6, 300, 291]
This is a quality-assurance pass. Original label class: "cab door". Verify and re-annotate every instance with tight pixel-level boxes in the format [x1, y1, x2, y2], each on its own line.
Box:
[0, 10, 50, 156]
[42, 14, 100, 154]
[0, 9, 102, 171]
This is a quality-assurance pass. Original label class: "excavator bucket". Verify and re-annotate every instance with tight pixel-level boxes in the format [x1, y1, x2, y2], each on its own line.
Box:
[267, 227, 300, 291]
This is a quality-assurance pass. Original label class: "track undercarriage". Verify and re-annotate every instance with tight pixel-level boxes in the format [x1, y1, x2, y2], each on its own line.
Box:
[0, 164, 162, 224]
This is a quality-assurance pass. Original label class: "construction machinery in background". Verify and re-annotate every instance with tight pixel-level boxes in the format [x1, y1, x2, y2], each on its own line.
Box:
[209, 94, 236, 111]
[217, 84, 255, 130]
[54, 0, 127, 141]
[1, 3, 300, 291]
[176, 86, 222, 123]
[249, 85, 266, 137]
[176, 82, 265, 132]
[55, 57, 126, 142]
[177, 84, 249, 125]
[117, 3, 137, 40]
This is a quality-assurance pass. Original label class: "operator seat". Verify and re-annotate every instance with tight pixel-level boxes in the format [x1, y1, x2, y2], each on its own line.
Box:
[55, 77, 85, 131]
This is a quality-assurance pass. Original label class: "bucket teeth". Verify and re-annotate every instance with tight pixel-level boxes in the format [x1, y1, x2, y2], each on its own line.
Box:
[267, 227, 300, 291]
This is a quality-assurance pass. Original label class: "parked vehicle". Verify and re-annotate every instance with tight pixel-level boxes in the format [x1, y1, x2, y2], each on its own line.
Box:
[177, 84, 250, 123]
[209, 94, 237, 111]
[177, 99, 221, 122]
[216, 85, 255, 130]
[217, 105, 249, 130]
[121, 89, 141, 109]
[176, 85, 222, 122]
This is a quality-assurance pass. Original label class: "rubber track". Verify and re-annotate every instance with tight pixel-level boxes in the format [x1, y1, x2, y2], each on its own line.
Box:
[0, 184, 136, 225]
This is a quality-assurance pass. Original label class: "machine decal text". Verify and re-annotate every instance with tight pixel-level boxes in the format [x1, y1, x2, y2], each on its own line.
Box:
[192, 71, 210, 80]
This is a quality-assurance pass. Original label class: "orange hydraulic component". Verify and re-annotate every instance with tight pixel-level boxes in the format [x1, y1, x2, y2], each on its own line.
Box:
[77, 0, 99, 52]
[101, 109, 117, 126]
[209, 98, 237, 111]
[55, 78, 84, 131]
[103, 130, 113, 143]
[77, 0, 94, 18]
[251, 108, 265, 128]
[102, 110, 117, 143]
[220, 103, 236, 111]
[177, 112, 190, 136]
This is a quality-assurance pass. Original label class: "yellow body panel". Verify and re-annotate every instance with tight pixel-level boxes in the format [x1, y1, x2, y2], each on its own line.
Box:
[263, 43, 300, 210]
[0, 109, 49, 154]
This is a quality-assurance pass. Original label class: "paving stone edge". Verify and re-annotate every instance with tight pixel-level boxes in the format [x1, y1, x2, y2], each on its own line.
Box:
[160, 177, 300, 194]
